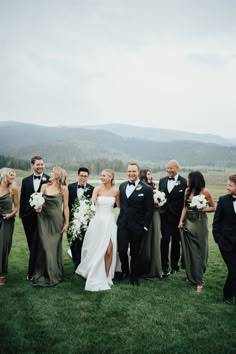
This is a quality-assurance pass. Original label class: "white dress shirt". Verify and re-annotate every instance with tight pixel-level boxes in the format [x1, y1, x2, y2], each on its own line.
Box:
[33, 174, 42, 192]
[126, 179, 139, 198]
[77, 184, 86, 199]
[167, 174, 178, 193]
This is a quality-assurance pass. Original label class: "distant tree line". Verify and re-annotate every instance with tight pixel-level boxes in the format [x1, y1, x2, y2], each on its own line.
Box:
[0, 155, 29, 170]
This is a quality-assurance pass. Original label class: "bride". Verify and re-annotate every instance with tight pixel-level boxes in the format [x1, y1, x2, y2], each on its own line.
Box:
[75, 169, 120, 291]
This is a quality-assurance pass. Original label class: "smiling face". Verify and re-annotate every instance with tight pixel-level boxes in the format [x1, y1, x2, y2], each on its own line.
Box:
[227, 179, 236, 195]
[100, 170, 112, 185]
[166, 161, 179, 178]
[127, 164, 139, 182]
[32, 159, 44, 175]
[78, 171, 89, 186]
[146, 170, 152, 183]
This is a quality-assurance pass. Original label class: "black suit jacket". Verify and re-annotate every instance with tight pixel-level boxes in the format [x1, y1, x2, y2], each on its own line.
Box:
[19, 173, 49, 218]
[68, 182, 94, 220]
[158, 175, 187, 223]
[213, 194, 236, 252]
[117, 181, 154, 234]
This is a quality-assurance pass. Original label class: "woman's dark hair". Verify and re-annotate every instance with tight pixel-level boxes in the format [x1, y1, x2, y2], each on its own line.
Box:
[139, 169, 156, 189]
[185, 171, 205, 204]
[139, 169, 149, 184]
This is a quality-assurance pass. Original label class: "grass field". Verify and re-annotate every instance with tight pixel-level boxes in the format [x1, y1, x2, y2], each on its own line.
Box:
[0, 170, 236, 353]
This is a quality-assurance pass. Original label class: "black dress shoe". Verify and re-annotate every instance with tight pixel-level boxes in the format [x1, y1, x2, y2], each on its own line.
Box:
[162, 270, 170, 278]
[130, 279, 140, 286]
[223, 298, 234, 305]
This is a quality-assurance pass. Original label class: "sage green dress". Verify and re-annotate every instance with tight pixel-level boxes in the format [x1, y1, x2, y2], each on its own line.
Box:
[180, 202, 208, 286]
[33, 194, 64, 287]
[0, 193, 15, 274]
[140, 209, 162, 279]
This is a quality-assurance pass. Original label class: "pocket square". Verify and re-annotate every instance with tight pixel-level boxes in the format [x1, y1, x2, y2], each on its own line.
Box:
[138, 193, 144, 196]
[179, 190, 183, 192]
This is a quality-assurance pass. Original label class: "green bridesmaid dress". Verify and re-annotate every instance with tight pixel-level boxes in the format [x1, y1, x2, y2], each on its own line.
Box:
[180, 201, 208, 286]
[139, 209, 162, 279]
[0, 193, 15, 274]
[33, 194, 64, 287]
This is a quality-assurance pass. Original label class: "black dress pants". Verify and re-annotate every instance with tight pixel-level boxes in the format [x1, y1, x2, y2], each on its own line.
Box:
[160, 214, 181, 271]
[220, 245, 236, 300]
[22, 213, 39, 278]
[70, 238, 83, 270]
[118, 227, 144, 280]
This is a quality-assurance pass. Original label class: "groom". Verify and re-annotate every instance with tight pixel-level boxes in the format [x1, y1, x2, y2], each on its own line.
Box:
[117, 162, 154, 285]
[20, 155, 49, 280]
[68, 167, 94, 269]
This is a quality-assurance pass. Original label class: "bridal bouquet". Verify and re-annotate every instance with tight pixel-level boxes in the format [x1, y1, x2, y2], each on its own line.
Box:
[190, 194, 208, 209]
[67, 195, 96, 246]
[153, 190, 167, 206]
[29, 192, 45, 210]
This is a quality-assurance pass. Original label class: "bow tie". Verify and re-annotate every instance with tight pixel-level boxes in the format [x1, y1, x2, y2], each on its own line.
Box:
[128, 181, 135, 186]
[168, 177, 175, 181]
[78, 185, 85, 189]
[34, 175, 41, 180]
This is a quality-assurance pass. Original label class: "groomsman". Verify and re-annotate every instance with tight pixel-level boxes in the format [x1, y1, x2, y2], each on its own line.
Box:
[117, 162, 154, 285]
[20, 156, 49, 280]
[68, 167, 94, 269]
[159, 160, 187, 276]
[213, 174, 236, 304]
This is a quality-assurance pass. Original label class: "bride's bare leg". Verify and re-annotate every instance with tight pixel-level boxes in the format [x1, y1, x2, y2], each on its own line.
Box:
[105, 240, 113, 276]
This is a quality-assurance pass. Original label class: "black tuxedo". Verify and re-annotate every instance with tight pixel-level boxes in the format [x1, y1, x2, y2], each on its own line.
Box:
[213, 194, 236, 300]
[20, 173, 49, 277]
[117, 180, 154, 280]
[159, 175, 187, 272]
[68, 182, 94, 268]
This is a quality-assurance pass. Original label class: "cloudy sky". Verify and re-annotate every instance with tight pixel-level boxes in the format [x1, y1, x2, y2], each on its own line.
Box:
[0, 0, 235, 138]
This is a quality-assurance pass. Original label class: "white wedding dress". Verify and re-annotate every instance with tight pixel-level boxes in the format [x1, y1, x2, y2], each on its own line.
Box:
[76, 196, 117, 291]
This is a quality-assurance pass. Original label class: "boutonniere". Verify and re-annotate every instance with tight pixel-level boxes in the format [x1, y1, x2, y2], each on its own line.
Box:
[175, 181, 181, 186]
[42, 176, 47, 182]
[135, 185, 143, 191]
[84, 187, 91, 193]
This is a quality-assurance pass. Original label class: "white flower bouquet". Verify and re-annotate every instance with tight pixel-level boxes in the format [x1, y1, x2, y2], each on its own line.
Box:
[153, 190, 167, 206]
[29, 192, 45, 210]
[67, 195, 96, 245]
[190, 194, 208, 209]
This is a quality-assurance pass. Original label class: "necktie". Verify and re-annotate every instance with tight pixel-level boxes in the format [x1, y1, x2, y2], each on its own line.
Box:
[168, 177, 175, 181]
[78, 185, 85, 189]
[128, 181, 135, 186]
[34, 175, 41, 180]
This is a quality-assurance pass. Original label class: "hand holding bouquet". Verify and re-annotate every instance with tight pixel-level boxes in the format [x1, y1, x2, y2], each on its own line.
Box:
[190, 194, 208, 210]
[153, 190, 167, 206]
[29, 192, 45, 212]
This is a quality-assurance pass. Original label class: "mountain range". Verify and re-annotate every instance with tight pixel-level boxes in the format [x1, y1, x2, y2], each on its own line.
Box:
[0, 121, 235, 167]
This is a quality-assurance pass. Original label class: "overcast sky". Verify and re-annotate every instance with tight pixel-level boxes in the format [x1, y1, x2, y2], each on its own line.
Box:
[0, 0, 235, 138]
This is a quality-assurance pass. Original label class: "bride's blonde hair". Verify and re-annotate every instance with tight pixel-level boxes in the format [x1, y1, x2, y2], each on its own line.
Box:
[102, 169, 115, 186]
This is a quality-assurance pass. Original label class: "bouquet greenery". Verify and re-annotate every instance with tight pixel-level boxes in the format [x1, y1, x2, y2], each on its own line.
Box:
[67, 195, 96, 246]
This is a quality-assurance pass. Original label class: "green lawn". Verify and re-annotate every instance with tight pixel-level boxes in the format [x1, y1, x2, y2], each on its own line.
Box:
[0, 214, 236, 354]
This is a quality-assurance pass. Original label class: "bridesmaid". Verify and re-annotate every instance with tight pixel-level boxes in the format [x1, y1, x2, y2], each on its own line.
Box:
[33, 166, 69, 287]
[0, 168, 18, 286]
[178, 171, 215, 292]
[139, 169, 162, 279]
